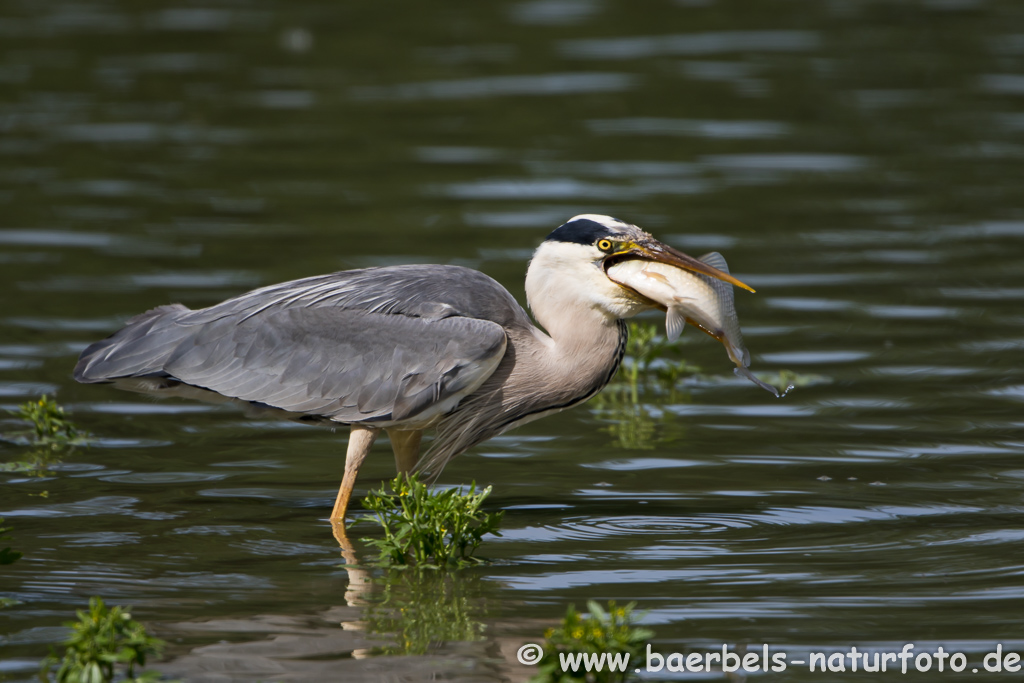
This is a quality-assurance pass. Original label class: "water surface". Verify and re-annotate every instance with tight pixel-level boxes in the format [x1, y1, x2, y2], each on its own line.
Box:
[3, 0, 1024, 680]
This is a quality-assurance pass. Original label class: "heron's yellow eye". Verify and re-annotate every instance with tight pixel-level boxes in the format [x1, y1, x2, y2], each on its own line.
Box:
[597, 239, 613, 253]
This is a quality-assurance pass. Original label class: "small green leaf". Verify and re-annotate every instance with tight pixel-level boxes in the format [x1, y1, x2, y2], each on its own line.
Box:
[529, 600, 652, 683]
[353, 474, 503, 568]
[38, 597, 176, 683]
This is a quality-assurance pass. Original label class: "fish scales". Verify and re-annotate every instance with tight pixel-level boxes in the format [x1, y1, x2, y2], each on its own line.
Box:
[607, 253, 785, 397]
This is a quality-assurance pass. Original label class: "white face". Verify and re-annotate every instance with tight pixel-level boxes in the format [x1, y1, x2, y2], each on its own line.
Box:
[525, 238, 653, 322]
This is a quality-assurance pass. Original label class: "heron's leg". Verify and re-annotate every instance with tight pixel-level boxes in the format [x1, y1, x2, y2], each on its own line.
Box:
[330, 425, 380, 525]
[387, 428, 423, 474]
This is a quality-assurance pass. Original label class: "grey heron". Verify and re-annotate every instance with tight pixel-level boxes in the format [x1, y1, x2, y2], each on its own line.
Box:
[74, 214, 753, 526]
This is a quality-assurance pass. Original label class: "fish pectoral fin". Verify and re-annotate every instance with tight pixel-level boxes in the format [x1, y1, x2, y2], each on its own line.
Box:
[665, 307, 686, 341]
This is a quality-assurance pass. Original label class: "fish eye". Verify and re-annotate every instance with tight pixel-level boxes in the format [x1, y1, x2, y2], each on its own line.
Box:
[597, 239, 613, 253]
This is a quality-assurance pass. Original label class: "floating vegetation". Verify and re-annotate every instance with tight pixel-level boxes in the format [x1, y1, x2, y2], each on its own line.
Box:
[355, 474, 504, 568]
[1, 395, 91, 480]
[40, 597, 172, 683]
[363, 568, 488, 655]
[530, 600, 653, 683]
[752, 369, 831, 390]
[5, 395, 88, 446]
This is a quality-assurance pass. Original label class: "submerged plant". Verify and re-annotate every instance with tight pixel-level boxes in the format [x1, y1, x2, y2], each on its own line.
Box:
[621, 321, 703, 399]
[363, 568, 487, 654]
[0, 447, 66, 478]
[40, 597, 170, 683]
[531, 601, 653, 683]
[355, 474, 503, 568]
[622, 321, 660, 403]
[599, 404, 659, 450]
[590, 322, 694, 449]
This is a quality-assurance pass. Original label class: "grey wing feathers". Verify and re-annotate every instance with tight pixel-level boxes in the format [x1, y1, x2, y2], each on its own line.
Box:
[179, 264, 530, 329]
[74, 265, 514, 424]
[74, 304, 192, 382]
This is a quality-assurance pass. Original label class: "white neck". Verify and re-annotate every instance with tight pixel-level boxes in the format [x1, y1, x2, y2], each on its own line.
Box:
[527, 253, 615, 349]
[525, 241, 648, 343]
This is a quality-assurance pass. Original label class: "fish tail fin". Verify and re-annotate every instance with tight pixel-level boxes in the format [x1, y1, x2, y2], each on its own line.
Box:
[735, 367, 786, 398]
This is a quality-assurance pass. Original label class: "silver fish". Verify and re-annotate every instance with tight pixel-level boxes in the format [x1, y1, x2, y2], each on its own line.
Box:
[607, 253, 787, 397]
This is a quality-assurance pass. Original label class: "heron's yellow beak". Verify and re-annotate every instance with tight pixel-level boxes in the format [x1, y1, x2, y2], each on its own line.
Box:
[614, 238, 755, 293]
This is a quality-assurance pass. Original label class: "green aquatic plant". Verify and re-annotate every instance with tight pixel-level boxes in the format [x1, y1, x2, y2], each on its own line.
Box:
[0, 447, 65, 478]
[530, 600, 653, 683]
[363, 568, 487, 655]
[11, 395, 86, 446]
[40, 597, 171, 683]
[355, 474, 504, 568]
[2, 396, 92, 480]
[604, 404, 658, 450]
[620, 321, 699, 402]
[590, 322, 695, 449]
[593, 321, 812, 447]
[751, 369, 830, 391]
[622, 321, 660, 403]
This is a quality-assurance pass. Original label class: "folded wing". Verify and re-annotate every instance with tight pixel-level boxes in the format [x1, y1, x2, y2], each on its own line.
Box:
[74, 265, 512, 424]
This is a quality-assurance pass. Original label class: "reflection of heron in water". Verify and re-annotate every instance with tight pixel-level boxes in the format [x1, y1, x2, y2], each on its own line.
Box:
[74, 215, 751, 528]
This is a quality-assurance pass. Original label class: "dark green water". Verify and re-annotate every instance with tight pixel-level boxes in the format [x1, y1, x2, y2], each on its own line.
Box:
[3, 0, 1024, 680]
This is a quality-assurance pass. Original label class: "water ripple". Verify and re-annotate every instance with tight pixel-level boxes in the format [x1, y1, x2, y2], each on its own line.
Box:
[496, 567, 794, 591]
[759, 350, 870, 364]
[702, 153, 868, 173]
[352, 72, 636, 101]
[42, 531, 141, 546]
[509, 0, 601, 26]
[25, 270, 259, 292]
[560, 30, 820, 60]
[235, 539, 330, 557]
[1, 496, 177, 520]
[583, 457, 705, 471]
[168, 524, 262, 537]
[102, 472, 228, 484]
[587, 117, 789, 139]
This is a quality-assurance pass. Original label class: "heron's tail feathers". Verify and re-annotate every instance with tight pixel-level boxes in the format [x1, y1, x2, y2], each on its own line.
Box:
[73, 304, 191, 383]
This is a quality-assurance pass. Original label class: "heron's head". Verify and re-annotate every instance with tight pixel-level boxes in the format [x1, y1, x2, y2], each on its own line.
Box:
[526, 214, 752, 322]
